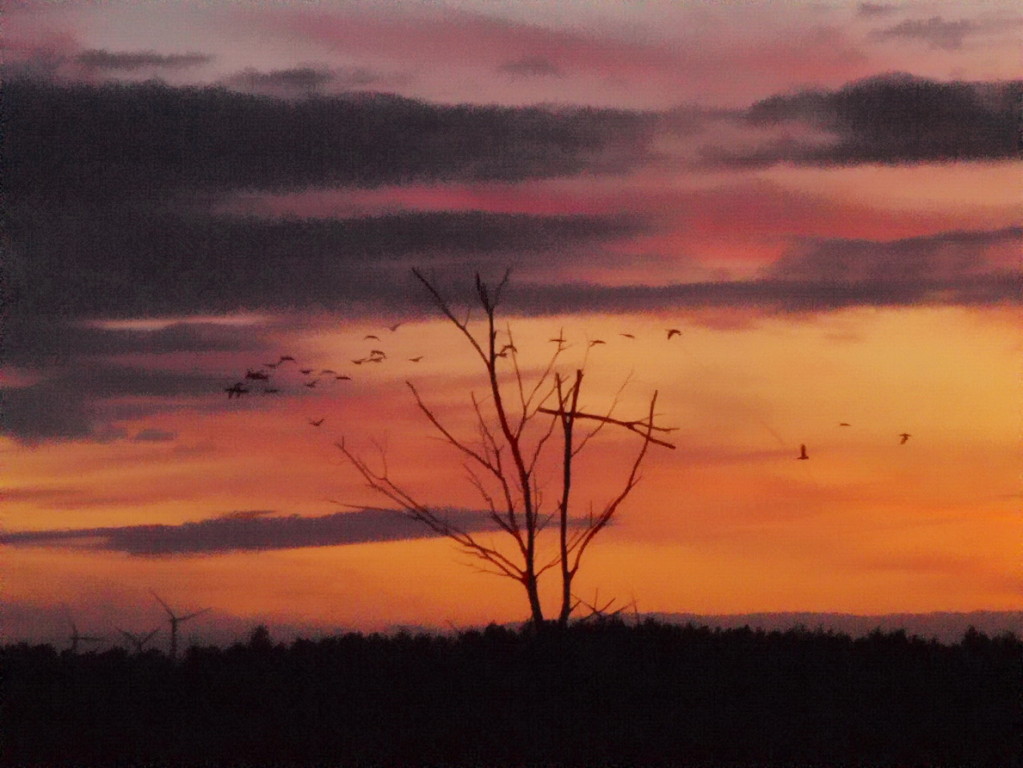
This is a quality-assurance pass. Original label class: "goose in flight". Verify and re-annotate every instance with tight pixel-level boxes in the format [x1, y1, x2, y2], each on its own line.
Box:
[408, 356, 423, 363]
[278, 355, 296, 364]
[797, 444, 809, 460]
[308, 417, 325, 427]
[303, 380, 317, 388]
[620, 333, 636, 339]
[899, 433, 911, 444]
[225, 383, 249, 399]
[589, 339, 606, 347]
[839, 422, 851, 427]
[364, 334, 380, 340]
[667, 329, 681, 339]
[244, 369, 270, 381]
[387, 322, 403, 332]
[300, 368, 314, 375]
[336, 374, 352, 380]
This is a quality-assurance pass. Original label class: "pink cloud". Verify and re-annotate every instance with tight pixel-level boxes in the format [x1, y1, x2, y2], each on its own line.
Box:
[230, 5, 870, 107]
[217, 176, 996, 276]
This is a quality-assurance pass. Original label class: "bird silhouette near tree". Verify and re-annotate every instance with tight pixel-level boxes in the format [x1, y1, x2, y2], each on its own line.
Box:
[338, 269, 676, 631]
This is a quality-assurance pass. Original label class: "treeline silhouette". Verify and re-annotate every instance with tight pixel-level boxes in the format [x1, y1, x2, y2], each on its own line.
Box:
[3, 620, 1018, 767]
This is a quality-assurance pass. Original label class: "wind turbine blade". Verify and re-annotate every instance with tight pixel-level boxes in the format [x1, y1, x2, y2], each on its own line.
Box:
[142, 628, 160, 644]
[150, 589, 175, 617]
[180, 607, 211, 622]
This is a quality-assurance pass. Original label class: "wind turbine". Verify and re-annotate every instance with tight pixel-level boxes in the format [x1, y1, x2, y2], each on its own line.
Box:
[116, 626, 160, 654]
[150, 590, 210, 660]
[66, 617, 105, 654]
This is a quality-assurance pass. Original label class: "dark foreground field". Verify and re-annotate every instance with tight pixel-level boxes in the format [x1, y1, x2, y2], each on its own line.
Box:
[3, 620, 1019, 767]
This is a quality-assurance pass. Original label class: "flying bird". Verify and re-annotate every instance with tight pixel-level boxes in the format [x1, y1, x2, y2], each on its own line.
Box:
[352, 358, 366, 365]
[797, 444, 809, 460]
[364, 334, 380, 340]
[336, 375, 352, 380]
[667, 329, 681, 339]
[278, 355, 296, 363]
[589, 340, 606, 347]
[839, 422, 851, 427]
[224, 383, 249, 399]
[308, 417, 325, 427]
[387, 322, 403, 332]
[408, 356, 423, 363]
[319, 369, 337, 375]
[303, 380, 317, 388]
[300, 368, 314, 375]
[262, 388, 280, 394]
[899, 433, 911, 444]
[244, 369, 269, 381]
[369, 349, 386, 357]
[620, 333, 636, 339]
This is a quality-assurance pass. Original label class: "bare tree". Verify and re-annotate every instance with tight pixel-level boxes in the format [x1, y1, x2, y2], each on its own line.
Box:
[338, 270, 675, 630]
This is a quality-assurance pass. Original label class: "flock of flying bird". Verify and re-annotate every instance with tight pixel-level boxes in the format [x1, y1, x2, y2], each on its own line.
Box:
[220, 323, 912, 454]
[221, 322, 415, 404]
[220, 324, 689, 428]
[797, 428, 911, 462]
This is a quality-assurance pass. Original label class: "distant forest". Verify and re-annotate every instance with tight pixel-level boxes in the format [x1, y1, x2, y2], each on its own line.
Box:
[4, 619, 1019, 767]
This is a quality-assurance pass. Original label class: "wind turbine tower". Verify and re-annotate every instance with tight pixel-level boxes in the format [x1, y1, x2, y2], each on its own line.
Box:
[150, 590, 211, 660]
[67, 619, 105, 654]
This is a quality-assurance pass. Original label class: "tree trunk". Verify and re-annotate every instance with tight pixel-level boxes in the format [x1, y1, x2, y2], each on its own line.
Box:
[524, 572, 545, 630]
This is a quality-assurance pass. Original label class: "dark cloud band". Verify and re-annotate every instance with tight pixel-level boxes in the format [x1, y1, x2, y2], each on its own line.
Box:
[1, 508, 503, 554]
[5, 78, 656, 206]
[76, 50, 212, 71]
[719, 74, 1020, 167]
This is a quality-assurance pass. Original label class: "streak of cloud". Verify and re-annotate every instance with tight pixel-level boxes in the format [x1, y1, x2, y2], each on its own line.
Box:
[1, 508, 506, 554]
[224, 65, 392, 96]
[857, 3, 897, 17]
[7, 209, 643, 321]
[872, 17, 979, 51]
[5, 78, 657, 208]
[1, 365, 223, 443]
[132, 429, 178, 443]
[75, 49, 212, 71]
[710, 74, 1020, 167]
[498, 56, 562, 77]
[763, 227, 1022, 284]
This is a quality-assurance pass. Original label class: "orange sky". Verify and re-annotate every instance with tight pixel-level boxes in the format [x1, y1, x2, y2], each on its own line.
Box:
[3, 0, 1020, 647]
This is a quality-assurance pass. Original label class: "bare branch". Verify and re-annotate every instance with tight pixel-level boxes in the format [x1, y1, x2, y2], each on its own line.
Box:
[568, 392, 662, 572]
[335, 440, 524, 581]
[411, 268, 489, 366]
[572, 372, 633, 457]
[537, 405, 677, 450]
[407, 381, 497, 472]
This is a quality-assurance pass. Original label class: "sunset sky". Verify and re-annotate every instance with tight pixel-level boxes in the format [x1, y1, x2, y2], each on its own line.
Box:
[4, 0, 1020, 647]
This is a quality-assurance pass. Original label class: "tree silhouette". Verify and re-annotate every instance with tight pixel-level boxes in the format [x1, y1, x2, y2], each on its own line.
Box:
[338, 270, 675, 630]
